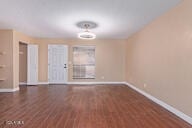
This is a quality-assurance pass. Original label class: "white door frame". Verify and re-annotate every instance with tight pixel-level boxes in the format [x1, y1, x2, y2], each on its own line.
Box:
[27, 44, 38, 85]
[48, 45, 68, 84]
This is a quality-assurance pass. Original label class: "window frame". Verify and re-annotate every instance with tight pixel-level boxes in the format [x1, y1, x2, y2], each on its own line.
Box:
[72, 45, 96, 79]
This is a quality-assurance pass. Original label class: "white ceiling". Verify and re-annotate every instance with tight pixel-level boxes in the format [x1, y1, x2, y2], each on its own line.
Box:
[0, 0, 181, 39]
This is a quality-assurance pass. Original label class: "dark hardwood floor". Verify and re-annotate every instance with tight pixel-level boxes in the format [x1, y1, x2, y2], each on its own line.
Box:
[0, 84, 191, 128]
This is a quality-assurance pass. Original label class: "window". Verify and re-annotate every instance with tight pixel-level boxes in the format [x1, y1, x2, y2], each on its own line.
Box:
[73, 46, 95, 79]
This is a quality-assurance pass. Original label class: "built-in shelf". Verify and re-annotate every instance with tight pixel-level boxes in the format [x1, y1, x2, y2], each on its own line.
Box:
[0, 78, 6, 81]
[0, 52, 6, 82]
[0, 51, 6, 82]
[0, 65, 6, 68]
[0, 52, 6, 55]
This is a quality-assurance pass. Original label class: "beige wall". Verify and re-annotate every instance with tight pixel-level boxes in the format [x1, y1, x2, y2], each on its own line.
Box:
[0, 30, 34, 89]
[0, 30, 14, 89]
[34, 39, 126, 82]
[13, 31, 34, 88]
[0, 30, 126, 88]
[19, 43, 27, 83]
[125, 0, 192, 117]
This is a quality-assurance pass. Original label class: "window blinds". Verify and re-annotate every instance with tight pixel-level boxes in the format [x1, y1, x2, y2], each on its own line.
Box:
[73, 46, 95, 79]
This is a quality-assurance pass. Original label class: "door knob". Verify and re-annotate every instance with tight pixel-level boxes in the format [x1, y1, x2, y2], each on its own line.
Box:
[64, 64, 67, 68]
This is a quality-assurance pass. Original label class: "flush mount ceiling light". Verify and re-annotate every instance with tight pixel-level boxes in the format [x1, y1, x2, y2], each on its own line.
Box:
[77, 21, 97, 40]
[78, 30, 96, 40]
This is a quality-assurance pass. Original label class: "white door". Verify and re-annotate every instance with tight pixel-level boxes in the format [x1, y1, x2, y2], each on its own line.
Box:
[27, 44, 38, 85]
[48, 45, 68, 84]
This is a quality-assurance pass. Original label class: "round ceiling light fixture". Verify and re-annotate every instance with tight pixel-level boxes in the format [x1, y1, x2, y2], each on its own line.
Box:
[77, 21, 97, 40]
[78, 30, 96, 40]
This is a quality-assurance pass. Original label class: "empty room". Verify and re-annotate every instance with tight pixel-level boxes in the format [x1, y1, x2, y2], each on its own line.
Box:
[0, 0, 192, 127]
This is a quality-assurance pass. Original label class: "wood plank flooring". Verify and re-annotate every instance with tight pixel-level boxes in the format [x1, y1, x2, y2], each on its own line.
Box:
[0, 84, 191, 128]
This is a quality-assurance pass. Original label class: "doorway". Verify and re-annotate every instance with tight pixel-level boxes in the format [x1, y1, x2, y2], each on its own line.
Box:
[19, 43, 38, 85]
[19, 42, 27, 84]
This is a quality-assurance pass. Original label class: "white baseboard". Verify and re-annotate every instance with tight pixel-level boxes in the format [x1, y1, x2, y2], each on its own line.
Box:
[20, 82, 49, 85]
[0, 87, 19, 92]
[19, 82, 27, 85]
[38, 81, 126, 85]
[38, 82, 49, 85]
[48, 82, 68, 85]
[21, 81, 126, 85]
[125, 82, 192, 125]
[67, 82, 126, 85]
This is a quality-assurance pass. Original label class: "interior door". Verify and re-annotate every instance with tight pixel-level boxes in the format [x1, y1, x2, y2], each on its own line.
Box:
[27, 44, 38, 85]
[48, 45, 68, 84]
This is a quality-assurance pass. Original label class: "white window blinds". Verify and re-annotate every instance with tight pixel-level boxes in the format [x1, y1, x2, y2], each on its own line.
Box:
[73, 46, 95, 79]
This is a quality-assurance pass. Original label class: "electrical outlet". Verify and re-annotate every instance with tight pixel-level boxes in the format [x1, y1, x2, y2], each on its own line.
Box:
[144, 84, 147, 88]
[101, 76, 105, 79]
